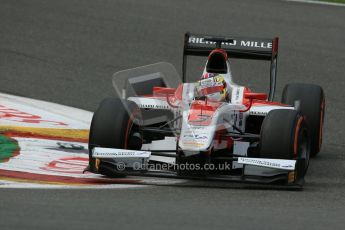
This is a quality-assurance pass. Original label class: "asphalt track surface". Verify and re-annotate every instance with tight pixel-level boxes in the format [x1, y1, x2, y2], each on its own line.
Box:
[1, 0, 345, 229]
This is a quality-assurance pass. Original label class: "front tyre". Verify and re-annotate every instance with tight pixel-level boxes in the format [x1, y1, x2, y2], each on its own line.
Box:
[282, 83, 325, 157]
[88, 98, 142, 176]
[260, 109, 311, 175]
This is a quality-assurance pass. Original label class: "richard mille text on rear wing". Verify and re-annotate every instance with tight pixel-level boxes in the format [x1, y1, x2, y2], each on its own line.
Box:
[182, 33, 278, 101]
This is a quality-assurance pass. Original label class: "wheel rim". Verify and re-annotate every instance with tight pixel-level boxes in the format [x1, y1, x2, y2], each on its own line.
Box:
[124, 110, 142, 149]
[298, 127, 310, 172]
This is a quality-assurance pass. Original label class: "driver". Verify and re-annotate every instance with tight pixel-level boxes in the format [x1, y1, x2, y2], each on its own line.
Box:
[196, 48, 236, 102]
[196, 74, 230, 102]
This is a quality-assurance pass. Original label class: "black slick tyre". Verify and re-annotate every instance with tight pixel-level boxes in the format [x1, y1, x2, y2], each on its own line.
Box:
[88, 98, 142, 176]
[282, 83, 325, 157]
[260, 109, 310, 174]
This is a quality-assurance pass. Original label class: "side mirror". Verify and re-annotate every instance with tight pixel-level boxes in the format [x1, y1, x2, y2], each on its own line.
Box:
[244, 92, 268, 100]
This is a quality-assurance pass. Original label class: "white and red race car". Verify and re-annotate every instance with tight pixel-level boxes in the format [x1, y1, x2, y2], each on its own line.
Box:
[86, 33, 325, 187]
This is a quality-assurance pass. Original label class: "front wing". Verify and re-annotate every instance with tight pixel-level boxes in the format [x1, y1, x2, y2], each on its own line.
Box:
[92, 147, 306, 189]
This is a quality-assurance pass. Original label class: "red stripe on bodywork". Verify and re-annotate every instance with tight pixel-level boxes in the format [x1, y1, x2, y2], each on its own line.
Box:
[188, 101, 222, 126]
[200, 85, 224, 96]
[252, 100, 290, 107]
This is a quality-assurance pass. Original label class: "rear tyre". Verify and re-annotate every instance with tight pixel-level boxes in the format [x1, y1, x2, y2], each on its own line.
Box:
[282, 83, 325, 157]
[88, 98, 142, 177]
[260, 109, 310, 174]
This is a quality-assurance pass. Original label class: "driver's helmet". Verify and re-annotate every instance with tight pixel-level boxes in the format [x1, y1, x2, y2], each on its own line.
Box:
[197, 74, 228, 102]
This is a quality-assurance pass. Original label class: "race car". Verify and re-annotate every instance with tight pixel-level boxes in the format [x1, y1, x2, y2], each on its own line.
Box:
[86, 33, 325, 187]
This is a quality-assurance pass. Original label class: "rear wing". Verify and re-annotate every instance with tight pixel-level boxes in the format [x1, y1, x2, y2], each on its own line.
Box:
[182, 33, 279, 101]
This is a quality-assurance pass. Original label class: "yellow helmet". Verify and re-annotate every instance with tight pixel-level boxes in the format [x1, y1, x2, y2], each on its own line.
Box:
[198, 74, 228, 102]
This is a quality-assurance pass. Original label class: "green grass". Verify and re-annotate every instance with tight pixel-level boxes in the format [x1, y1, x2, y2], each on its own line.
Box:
[0, 135, 19, 162]
[318, 0, 345, 3]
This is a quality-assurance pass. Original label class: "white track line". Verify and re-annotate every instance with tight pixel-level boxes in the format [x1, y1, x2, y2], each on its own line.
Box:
[286, 0, 345, 6]
[0, 180, 147, 189]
